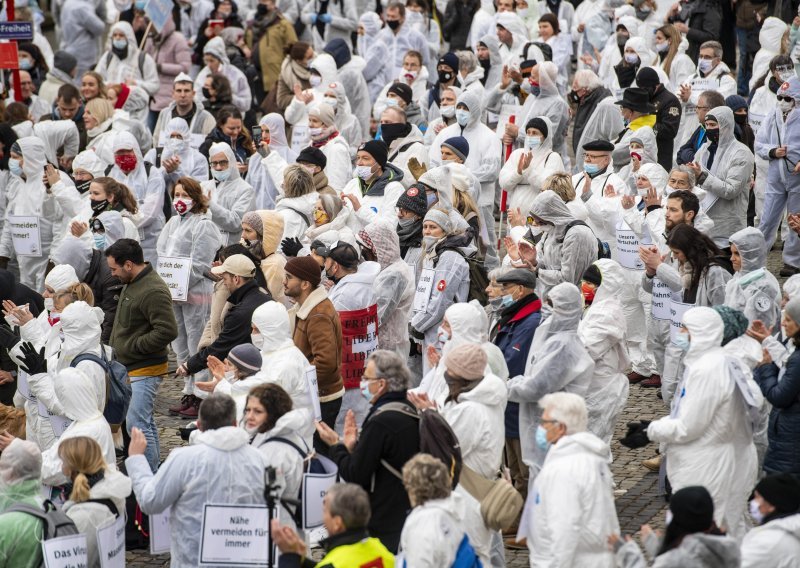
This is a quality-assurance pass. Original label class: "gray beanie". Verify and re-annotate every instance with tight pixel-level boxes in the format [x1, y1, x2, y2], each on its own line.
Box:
[423, 208, 452, 234]
[228, 344, 263, 375]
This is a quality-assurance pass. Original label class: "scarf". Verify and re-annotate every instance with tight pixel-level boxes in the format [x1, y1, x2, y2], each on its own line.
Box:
[397, 218, 423, 256]
[614, 61, 638, 88]
[311, 129, 339, 148]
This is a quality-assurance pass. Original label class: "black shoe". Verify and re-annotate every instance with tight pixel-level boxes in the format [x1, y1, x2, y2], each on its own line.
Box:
[780, 264, 800, 277]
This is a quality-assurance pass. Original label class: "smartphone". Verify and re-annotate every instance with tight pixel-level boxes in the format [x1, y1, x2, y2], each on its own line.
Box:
[252, 125, 262, 147]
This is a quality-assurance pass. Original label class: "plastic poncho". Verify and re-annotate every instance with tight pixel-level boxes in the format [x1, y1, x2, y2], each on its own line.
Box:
[149, 117, 209, 186]
[357, 13, 392, 103]
[517, 62, 570, 162]
[479, 33, 503, 92]
[328, 261, 379, 312]
[300, 0, 358, 51]
[218, 301, 313, 437]
[574, 90, 625, 171]
[246, 114, 298, 210]
[194, 36, 252, 113]
[526, 432, 618, 567]
[284, 54, 339, 144]
[693, 106, 755, 248]
[615, 125, 659, 183]
[94, 21, 158, 95]
[362, 220, 415, 359]
[750, 18, 789, 93]
[499, 115, 565, 212]
[374, 19, 430, 79]
[125, 426, 267, 567]
[507, 283, 595, 478]
[647, 307, 762, 540]
[725, 227, 781, 329]
[108, 132, 166, 264]
[530, 192, 599, 297]
[577, 259, 630, 444]
[41, 368, 116, 486]
[0, 440, 44, 568]
[326, 81, 362, 150]
[202, 142, 256, 247]
[251, 408, 311, 531]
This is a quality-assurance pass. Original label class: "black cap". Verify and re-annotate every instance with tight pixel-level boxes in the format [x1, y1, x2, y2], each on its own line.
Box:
[327, 242, 359, 269]
[615, 87, 656, 114]
[636, 67, 660, 89]
[387, 82, 413, 106]
[297, 146, 327, 169]
[496, 268, 537, 289]
[755, 474, 800, 514]
[581, 264, 602, 287]
[358, 140, 389, 169]
[582, 139, 615, 152]
[524, 117, 548, 138]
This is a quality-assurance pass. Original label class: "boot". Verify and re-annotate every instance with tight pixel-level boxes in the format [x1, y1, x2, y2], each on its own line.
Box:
[179, 395, 201, 418]
[627, 371, 651, 384]
[169, 395, 192, 415]
[640, 374, 662, 388]
[642, 455, 662, 472]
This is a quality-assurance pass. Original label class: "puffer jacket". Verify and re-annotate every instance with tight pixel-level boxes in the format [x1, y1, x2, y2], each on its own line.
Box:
[144, 17, 192, 112]
[257, 210, 287, 303]
[754, 350, 800, 474]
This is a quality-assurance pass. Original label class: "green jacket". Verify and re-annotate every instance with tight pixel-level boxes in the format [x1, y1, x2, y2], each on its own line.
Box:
[0, 479, 44, 568]
[109, 264, 178, 372]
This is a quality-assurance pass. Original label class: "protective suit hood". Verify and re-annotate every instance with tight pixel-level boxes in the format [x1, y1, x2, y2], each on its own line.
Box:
[530, 191, 575, 226]
[629, 126, 658, 164]
[683, 306, 724, 360]
[495, 12, 528, 50]
[203, 36, 230, 65]
[550, 431, 612, 462]
[55, 368, 103, 422]
[45, 264, 79, 291]
[0, 439, 41, 486]
[636, 162, 669, 194]
[537, 62, 560, 98]
[456, 90, 484, 129]
[53, 236, 93, 281]
[97, 211, 125, 247]
[260, 113, 289, 150]
[624, 36, 656, 66]
[729, 227, 767, 274]
[310, 53, 339, 91]
[257, 210, 284, 256]
[18, 137, 47, 178]
[109, 21, 137, 50]
[192, 425, 251, 450]
[252, 301, 295, 354]
[457, 372, 507, 408]
[778, 76, 800, 103]
[758, 17, 788, 53]
[784, 274, 800, 300]
[591, 259, 628, 304]
[479, 34, 503, 66]
[111, 131, 145, 170]
[208, 142, 241, 181]
[60, 300, 103, 361]
[528, 115, 554, 155]
[546, 282, 584, 334]
[72, 150, 107, 179]
[706, 106, 736, 152]
[267, 408, 312, 439]
[362, 219, 401, 270]
[679, 534, 742, 566]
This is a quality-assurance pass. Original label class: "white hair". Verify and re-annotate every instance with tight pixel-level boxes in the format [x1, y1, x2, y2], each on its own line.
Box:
[539, 392, 588, 434]
[573, 69, 602, 91]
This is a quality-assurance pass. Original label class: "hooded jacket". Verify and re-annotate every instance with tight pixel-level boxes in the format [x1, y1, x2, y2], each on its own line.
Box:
[362, 220, 415, 359]
[755, 77, 800, 196]
[194, 36, 252, 113]
[342, 163, 406, 230]
[694, 106, 755, 248]
[648, 307, 762, 539]
[527, 432, 619, 567]
[741, 514, 800, 567]
[125, 426, 267, 567]
[201, 141, 257, 246]
[95, 22, 159, 96]
[750, 17, 789, 92]
[725, 228, 781, 329]
[58, 0, 105, 75]
[256, 210, 287, 303]
[328, 262, 380, 312]
[144, 16, 192, 111]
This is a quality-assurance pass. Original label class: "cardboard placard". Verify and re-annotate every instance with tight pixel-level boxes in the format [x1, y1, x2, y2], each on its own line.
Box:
[37, 400, 72, 438]
[412, 267, 435, 313]
[305, 366, 322, 421]
[156, 256, 191, 302]
[302, 455, 338, 530]
[41, 534, 88, 568]
[8, 215, 42, 257]
[669, 300, 695, 345]
[149, 507, 172, 555]
[17, 370, 36, 402]
[650, 278, 673, 321]
[616, 228, 644, 271]
[198, 504, 270, 566]
[96, 516, 125, 568]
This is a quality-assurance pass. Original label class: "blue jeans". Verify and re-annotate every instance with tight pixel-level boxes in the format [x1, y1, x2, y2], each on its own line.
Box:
[127, 375, 162, 472]
[735, 27, 753, 96]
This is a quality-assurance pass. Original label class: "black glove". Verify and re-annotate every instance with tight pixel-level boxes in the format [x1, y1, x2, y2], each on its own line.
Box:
[281, 237, 303, 257]
[0, 325, 19, 349]
[19, 342, 46, 375]
[620, 420, 651, 449]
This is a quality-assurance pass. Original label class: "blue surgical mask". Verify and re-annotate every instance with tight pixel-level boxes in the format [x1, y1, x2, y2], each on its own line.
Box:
[360, 379, 374, 403]
[212, 168, 230, 182]
[19, 59, 32, 71]
[674, 332, 690, 351]
[93, 233, 107, 250]
[525, 136, 541, 150]
[8, 158, 23, 177]
[135, 0, 147, 10]
[501, 294, 515, 308]
[112, 38, 128, 50]
[437, 326, 450, 345]
[455, 109, 470, 127]
[426, 192, 438, 207]
[535, 425, 550, 452]
[584, 163, 601, 176]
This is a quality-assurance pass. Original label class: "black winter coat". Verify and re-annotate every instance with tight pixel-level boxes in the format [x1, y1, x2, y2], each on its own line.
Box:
[754, 350, 800, 474]
[668, 0, 721, 62]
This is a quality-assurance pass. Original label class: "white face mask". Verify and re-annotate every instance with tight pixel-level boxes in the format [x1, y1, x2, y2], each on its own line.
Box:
[355, 164, 374, 181]
[309, 75, 322, 87]
[322, 96, 337, 107]
[749, 499, 764, 524]
[224, 370, 236, 382]
[525, 135, 542, 150]
[251, 333, 263, 349]
[698, 58, 714, 74]
[44, 297, 54, 313]
[440, 105, 455, 118]
[517, 7, 528, 17]
[624, 53, 640, 65]
[655, 41, 669, 53]
[167, 137, 186, 154]
[778, 100, 795, 114]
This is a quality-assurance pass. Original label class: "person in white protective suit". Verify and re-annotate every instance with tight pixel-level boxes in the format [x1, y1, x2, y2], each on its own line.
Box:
[300, 0, 358, 51]
[527, 191, 599, 298]
[274, 165, 321, 242]
[578, 260, 630, 445]
[725, 227, 782, 330]
[477, 34, 503, 93]
[106, 132, 166, 266]
[94, 21, 159, 97]
[430, 90, 502, 268]
[194, 36, 252, 113]
[156, 177, 222, 398]
[615, 126, 662, 185]
[507, 282, 595, 482]
[202, 141, 257, 247]
[740, 474, 800, 568]
[499, 116, 564, 213]
[246, 113, 298, 211]
[359, 220, 415, 360]
[323, 38, 371, 138]
[125, 393, 267, 567]
[0, 137, 83, 291]
[284, 54, 339, 151]
[357, 12, 392, 103]
[603, 36, 665, 103]
[144, 117, 209, 192]
[750, 17, 789, 94]
[495, 12, 530, 65]
[248, 383, 310, 532]
[210, 301, 313, 439]
[399, 453, 492, 567]
[654, 24, 696, 93]
[644, 306, 762, 541]
[523, 392, 619, 568]
[62, 149, 107, 226]
[323, 81, 363, 151]
[341, 140, 405, 231]
[288, 102, 352, 192]
[571, 70, 626, 172]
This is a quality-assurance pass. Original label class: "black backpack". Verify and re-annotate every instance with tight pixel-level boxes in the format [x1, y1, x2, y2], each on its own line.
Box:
[71, 349, 132, 431]
[375, 402, 463, 488]
[6, 500, 79, 540]
[435, 247, 490, 306]
[562, 220, 611, 260]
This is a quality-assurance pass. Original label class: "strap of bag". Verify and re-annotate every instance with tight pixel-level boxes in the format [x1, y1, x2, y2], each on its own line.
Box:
[87, 498, 120, 518]
[373, 402, 419, 480]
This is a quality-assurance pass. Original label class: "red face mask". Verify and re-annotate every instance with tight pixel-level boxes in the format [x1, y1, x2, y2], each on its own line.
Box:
[581, 282, 596, 305]
[115, 154, 137, 174]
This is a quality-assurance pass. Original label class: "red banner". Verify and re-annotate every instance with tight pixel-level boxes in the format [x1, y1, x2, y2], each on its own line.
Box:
[339, 304, 379, 389]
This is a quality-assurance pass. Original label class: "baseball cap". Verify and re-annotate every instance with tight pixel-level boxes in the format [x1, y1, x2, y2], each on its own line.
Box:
[210, 254, 256, 277]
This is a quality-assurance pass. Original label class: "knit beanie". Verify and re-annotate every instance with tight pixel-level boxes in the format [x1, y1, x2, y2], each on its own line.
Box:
[444, 343, 487, 381]
[242, 211, 264, 236]
[396, 185, 428, 218]
[725, 94, 748, 113]
[358, 140, 388, 169]
[711, 305, 748, 346]
[755, 473, 800, 513]
[228, 343, 262, 375]
[387, 82, 413, 105]
[285, 256, 322, 287]
[323, 38, 351, 69]
[53, 51, 77, 75]
[438, 52, 459, 72]
[309, 103, 336, 127]
[581, 264, 602, 287]
[669, 486, 714, 533]
[441, 136, 469, 162]
[524, 117, 549, 138]
[424, 208, 452, 234]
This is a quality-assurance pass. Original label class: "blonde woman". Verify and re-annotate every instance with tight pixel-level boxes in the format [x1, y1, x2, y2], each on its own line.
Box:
[60, 437, 132, 568]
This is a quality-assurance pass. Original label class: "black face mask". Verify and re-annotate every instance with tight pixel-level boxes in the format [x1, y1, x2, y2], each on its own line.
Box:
[769, 76, 782, 94]
[256, 3, 268, 16]
[387, 19, 400, 30]
[478, 58, 491, 85]
[90, 198, 108, 213]
[705, 127, 720, 144]
[568, 90, 581, 104]
[75, 179, 92, 194]
[733, 113, 747, 126]
[616, 32, 629, 47]
[381, 122, 410, 146]
[438, 69, 453, 83]
[202, 87, 213, 100]
[326, 270, 340, 284]
[111, 44, 128, 61]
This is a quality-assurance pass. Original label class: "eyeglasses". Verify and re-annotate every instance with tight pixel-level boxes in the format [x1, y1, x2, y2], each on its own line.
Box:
[695, 105, 710, 111]
[777, 96, 794, 103]
[361, 375, 383, 382]
[209, 159, 229, 168]
[540, 419, 561, 427]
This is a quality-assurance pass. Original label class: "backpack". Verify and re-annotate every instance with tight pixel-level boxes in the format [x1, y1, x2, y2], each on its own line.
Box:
[452, 534, 483, 568]
[562, 219, 611, 260]
[105, 51, 147, 80]
[71, 349, 132, 431]
[7, 500, 79, 540]
[374, 402, 463, 488]
[435, 247, 490, 306]
[260, 436, 328, 527]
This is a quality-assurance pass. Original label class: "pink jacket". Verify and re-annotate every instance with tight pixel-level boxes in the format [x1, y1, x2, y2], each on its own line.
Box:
[145, 17, 192, 111]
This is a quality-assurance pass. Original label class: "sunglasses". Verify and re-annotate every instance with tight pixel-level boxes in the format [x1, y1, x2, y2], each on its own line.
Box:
[777, 95, 794, 103]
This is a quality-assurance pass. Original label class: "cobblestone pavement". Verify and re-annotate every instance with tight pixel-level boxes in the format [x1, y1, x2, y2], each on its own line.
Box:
[125, 246, 788, 567]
